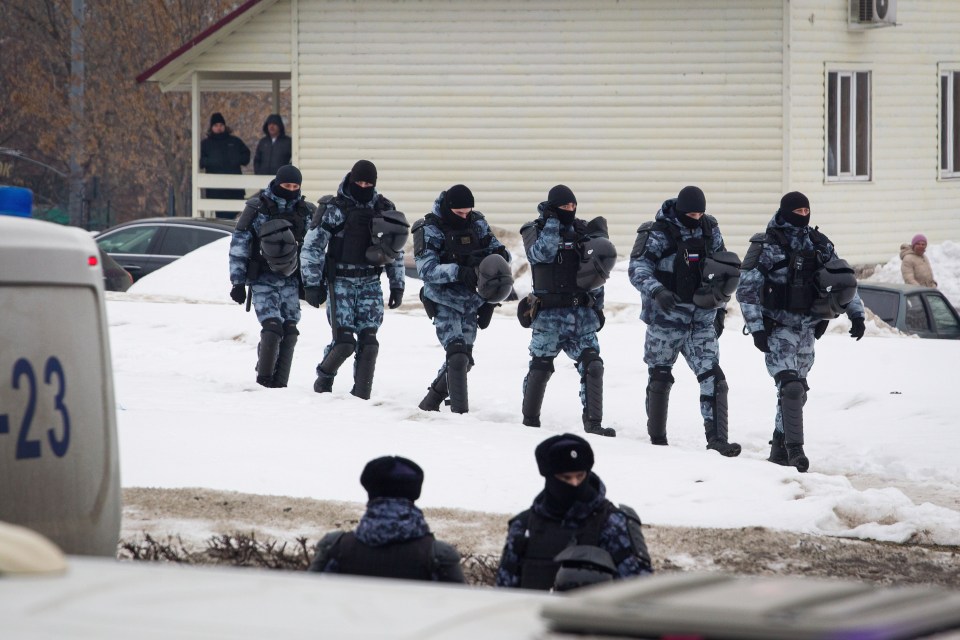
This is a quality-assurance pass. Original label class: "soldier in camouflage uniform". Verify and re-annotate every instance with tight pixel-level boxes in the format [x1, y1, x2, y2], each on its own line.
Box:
[308, 456, 465, 583]
[521, 185, 615, 437]
[299, 160, 405, 400]
[229, 165, 315, 387]
[413, 185, 510, 414]
[495, 434, 653, 590]
[737, 191, 866, 472]
[628, 186, 741, 456]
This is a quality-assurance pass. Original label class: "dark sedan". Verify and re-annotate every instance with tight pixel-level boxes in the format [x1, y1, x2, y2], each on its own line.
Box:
[857, 282, 960, 339]
[95, 217, 234, 282]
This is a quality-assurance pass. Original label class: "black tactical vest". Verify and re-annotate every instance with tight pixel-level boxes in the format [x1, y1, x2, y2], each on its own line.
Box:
[332, 532, 436, 581]
[514, 502, 611, 590]
[650, 220, 712, 303]
[425, 213, 485, 266]
[240, 195, 310, 271]
[759, 228, 830, 313]
[531, 222, 587, 295]
[327, 197, 389, 265]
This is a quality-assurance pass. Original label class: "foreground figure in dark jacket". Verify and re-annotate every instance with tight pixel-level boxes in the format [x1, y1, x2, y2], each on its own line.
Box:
[308, 456, 465, 583]
[495, 434, 654, 590]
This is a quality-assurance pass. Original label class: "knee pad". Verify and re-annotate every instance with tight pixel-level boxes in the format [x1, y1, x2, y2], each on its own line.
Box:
[530, 355, 555, 373]
[578, 349, 603, 378]
[282, 321, 299, 338]
[648, 366, 674, 392]
[357, 327, 378, 346]
[334, 327, 357, 347]
[261, 318, 283, 337]
[776, 370, 807, 401]
[446, 341, 473, 371]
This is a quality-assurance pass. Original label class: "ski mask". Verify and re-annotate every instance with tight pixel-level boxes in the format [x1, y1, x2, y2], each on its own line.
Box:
[271, 165, 302, 201]
[674, 186, 706, 229]
[349, 181, 375, 204]
[440, 184, 474, 229]
[678, 212, 703, 229]
[348, 160, 377, 204]
[547, 185, 578, 226]
[543, 474, 598, 517]
[778, 191, 810, 227]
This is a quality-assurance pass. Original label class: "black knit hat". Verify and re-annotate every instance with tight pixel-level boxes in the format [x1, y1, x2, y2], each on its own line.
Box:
[360, 456, 424, 501]
[779, 191, 810, 214]
[275, 164, 302, 186]
[210, 112, 226, 127]
[547, 185, 577, 209]
[350, 160, 378, 186]
[444, 184, 475, 210]
[535, 434, 594, 477]
[675, 186, 706, 215]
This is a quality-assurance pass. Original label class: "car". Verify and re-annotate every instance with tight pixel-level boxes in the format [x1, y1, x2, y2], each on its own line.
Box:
[94, 216, 235, 282]
[857, 282, 960, 339]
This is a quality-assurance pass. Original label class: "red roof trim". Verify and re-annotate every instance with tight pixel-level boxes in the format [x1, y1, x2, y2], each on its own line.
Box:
[136, 0, 267, 84]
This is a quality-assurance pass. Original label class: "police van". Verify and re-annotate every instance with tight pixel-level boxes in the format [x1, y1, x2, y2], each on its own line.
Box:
[0, 215, 121, 557]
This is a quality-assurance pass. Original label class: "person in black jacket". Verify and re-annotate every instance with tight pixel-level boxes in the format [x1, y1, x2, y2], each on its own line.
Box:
[308, 456, 465, 583]
[253, 114, 292, 176]
[200, 112, 251, 219]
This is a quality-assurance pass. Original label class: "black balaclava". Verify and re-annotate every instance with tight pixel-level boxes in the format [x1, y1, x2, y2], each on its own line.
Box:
[543, 474, 598, 517]
[675, 185, 706, 229]
[547, 184, 577, 226]
[440, 184, 474, 230]
[271, 164, 302, 201]
[535, 433, 596, 516]
[778, 191, 810, 227]
[348, 160, 377, 204]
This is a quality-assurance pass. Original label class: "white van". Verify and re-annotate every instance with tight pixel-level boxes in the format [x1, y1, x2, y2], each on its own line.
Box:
[0, 216, 120, 556]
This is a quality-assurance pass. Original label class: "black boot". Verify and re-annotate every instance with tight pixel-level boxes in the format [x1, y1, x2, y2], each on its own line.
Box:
[580, 349, 614, 437]
[522, 357, 554, 427]
[445, 342, 472, 414]
[786, 444, 809, 473]
[582, 412, 616, 437]
[767, 429, 788, 465]
[704, 379, 740, 457]
[271, 322, 299, 388]
[350, 328, 379, 400]
[418, 369, 448, 412]
[256, 319, 283, 387]
[314, 328, 356, 394]
[646, 367, 673, 445]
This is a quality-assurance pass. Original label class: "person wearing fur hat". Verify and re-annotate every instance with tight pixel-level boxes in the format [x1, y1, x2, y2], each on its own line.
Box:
[495, 434, 653, 590]
[628, 185, 741, 457]
[519, 185, 616, 437]
[200, 112, 251, 218]
[307, 456, 465, 583]
[413, 184, 511, 414]
[253, 114, 292, 176]
[300, 160, 406, 400]
[900, 234, 937, 288]
[737, 191, 866, 473]
[229, 164, 315, 388]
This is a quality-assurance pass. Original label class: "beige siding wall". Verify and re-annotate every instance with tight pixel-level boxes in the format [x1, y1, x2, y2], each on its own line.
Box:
[294, 0, 784, 256]
[788, 0, 960, 264]
[196, 0, 292, 70]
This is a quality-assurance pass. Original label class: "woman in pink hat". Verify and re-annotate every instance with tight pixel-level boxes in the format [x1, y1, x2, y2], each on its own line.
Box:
[900, 234, 937, 287]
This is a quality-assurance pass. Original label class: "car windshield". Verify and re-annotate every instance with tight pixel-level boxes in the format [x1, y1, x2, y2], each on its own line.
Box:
[927, 294, 960, 336]
[97, 226, 157, 254]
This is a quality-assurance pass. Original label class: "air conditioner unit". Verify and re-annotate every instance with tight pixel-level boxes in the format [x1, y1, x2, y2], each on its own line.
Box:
[849, 0, 897, 28]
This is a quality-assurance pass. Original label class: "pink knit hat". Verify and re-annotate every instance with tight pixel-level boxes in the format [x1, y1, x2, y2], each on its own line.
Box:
[911, 234, 927, 246]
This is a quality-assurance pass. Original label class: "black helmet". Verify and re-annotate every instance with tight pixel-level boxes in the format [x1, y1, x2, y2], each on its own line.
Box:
[811, 259, 858, 318]
[258, 218, 299, 277]
[576, 237, 617, 291]
[692, 251, 742, 309]
[365, 210, 410, 266]
[551, 545, 617, 593]
[476, 253, 514, 303]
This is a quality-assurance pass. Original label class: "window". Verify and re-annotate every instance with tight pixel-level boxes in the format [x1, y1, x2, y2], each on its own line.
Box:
[941, 70, 960, 178]
[96, 226, 158, 254]
[156, 226, 227, 257]
[926, 294, 960, 337]
[858, 288, 898, 325]
[827, 71, 871, 180]
[904, 294, 930, 333]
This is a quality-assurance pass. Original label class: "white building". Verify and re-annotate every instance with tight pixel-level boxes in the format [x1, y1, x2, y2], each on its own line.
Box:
[139, 0, 960, 263]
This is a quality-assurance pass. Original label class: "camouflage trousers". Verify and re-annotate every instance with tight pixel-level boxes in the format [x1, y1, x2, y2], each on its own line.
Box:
[643, 317, 719, 426]
[526, 307, 601, 412]
[251, 277, 301, 325]
[430, 302, 479, 381]
[321, 275, 384, 361]
[764, 322, 817, 434]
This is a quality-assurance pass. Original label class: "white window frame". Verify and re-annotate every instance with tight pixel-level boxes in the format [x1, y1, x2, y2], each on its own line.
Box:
[825, 69, 872, 182]
[940, 65, 960, 180]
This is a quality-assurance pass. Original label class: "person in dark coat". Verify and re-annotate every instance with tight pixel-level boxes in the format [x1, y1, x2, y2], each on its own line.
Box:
[200, 112, 251, 218]
[253, 114, 292, 176]
[308, 456, 465, 583]
[495, 434, 653, 590]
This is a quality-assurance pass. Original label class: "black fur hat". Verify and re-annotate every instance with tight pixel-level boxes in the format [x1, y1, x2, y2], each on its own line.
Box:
[535, 434, 594, 477]
[360, 456, 424, 501]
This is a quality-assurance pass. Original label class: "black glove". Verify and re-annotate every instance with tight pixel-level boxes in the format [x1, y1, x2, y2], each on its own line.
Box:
[654, 287, 680, 312]
[752, 331, 770, 353]
[814, 320, 829, 339]
[459, 266, 479, 290]
[541, 207, 557, 220]
[230, 284, 246, 305]
[849, 317, 865, 341]
[477, 302, 497, 329]
[304, 286, 326, 308]
[595, 309, 605, 331]
[714, 309, 726, 338]
[388, 288, 404, 309]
